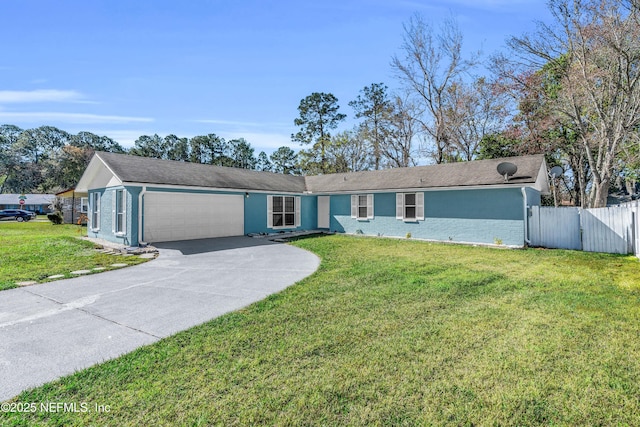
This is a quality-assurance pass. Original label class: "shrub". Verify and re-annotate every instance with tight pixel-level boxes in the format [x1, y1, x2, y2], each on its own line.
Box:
[47, 212, 63, 225]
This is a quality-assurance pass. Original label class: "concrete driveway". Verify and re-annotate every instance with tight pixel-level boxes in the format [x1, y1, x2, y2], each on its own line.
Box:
[0, 237, 319, 401]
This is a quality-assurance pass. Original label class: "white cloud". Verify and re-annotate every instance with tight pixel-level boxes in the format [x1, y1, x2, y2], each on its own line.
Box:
[0, 89, 85, 103]
[0, 112, 154, 124]
[219, 131, 296, 153]
[191, 118, 296, 153]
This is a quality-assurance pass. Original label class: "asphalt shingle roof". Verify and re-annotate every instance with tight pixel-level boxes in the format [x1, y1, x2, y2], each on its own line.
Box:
[304, 155, 545, 193]
[0, 194, 55, 205]
[97, 152, 306, 193]
[95, 152, 546, 193]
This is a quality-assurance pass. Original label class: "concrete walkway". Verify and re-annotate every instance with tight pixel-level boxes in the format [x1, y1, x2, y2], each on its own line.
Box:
[0, 237, 320, 401]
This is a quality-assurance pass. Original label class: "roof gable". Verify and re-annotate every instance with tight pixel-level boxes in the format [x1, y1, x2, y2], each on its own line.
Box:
[75, 154, 123, 192]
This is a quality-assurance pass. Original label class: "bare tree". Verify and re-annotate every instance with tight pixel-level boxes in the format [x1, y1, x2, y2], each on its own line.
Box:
[382, 94, 420, 167]
[443, 77, 509, 161]
[497, 0, 640, 207]
[392, 14, 478, 164]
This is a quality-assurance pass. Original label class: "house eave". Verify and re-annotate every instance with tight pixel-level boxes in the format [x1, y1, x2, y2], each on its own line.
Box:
[308, 182, 540, 195]
[120, 182, 307, 195]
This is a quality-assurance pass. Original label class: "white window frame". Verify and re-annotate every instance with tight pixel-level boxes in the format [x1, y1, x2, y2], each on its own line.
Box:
[113, 189, 127, 235]
[267, 195, 301, 229]
[396, 192, 424, 222]
[90, 192, 100, 231]
[80, 197, 88, 213]
[351, 194, 374, 220]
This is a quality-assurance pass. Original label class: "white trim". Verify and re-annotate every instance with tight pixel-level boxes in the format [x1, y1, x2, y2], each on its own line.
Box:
[367, 194, 374, 219]
[268, 195, 297, 229]
[310, 183, 540, 195]
[80, 197, 88, 213]
[295, 196, 301, 227]
[123, 182, 305, 195]
[352, 194, 374, 220]
[416, 192, 424, 221]
[521, 187, 530, 245]
[111, 190, 116, 234]
[396, 193, 403, 219]
[109, 181, 539, 196]
[351, 195, 358, 219]
[138, 186, 147, 243]
[90, 192, 101, 232]
[267, 195, 273, 228]
[397, 192, 424, 222]
[115, 188, 126, 235]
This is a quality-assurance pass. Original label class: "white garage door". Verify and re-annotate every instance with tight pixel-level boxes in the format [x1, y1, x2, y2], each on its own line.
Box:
[143, 192, 244, 242]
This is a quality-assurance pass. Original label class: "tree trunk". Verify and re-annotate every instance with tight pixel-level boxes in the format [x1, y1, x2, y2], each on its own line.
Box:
[590, 177, 610, 208]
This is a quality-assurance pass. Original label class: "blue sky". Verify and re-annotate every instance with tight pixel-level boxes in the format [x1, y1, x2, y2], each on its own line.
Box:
[0, 0, 551, 155]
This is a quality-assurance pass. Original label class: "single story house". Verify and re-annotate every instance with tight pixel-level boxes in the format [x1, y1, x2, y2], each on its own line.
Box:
[75, 152, 549, 247]
[55, 188, 89, 224]
[0, 194, 55, 214]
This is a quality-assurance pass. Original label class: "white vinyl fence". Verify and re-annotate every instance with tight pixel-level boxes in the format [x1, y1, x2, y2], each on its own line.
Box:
[529, 202, 640, 256]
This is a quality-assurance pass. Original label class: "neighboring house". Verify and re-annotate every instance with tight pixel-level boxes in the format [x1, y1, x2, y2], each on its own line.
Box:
[0, 194, 55, 214]
[76, 152, 549, 247]
[55, 188, 89, 224]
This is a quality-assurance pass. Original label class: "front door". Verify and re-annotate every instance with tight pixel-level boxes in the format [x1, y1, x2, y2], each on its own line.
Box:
[317, 196, 330, 229]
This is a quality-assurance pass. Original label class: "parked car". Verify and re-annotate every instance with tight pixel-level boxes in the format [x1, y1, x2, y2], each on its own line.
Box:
[0, 209, 37, 222]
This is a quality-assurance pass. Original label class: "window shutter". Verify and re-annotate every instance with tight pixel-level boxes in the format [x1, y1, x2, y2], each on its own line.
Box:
[267, 195, 273, 228]
[367, 194, 374, 219]
[122, 191, 127, 233]
[295, 196, 301, 227]
[396, 193, 404, 219]
[351, 195, 357, 218]
[416, 192, 424, 220]
[95, 193, 100, 229]
[88, 195, 93, 228]
[111, 190, 116, 233]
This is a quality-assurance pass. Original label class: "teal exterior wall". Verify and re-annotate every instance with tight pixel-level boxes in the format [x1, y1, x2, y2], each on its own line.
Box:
[87, 183, 539, 247]
[329, 188, 536, 246]
[524, 186, 541, 206]
[244, 192, 317, 234]
[88, 187, 316, 245]
[87, 186, 141, 246]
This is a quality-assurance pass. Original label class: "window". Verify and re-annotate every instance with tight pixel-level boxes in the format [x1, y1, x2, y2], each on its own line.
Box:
[404, 193, 416, 220]
[396, 192, 424, 221]
[80, 197, 88, 213]
[268, 195, 300, 228]
[90, 192, 100, 231]
[115, 189, 126, 234]
[351, 194, 373, 220]
[358, 195, 368, 219]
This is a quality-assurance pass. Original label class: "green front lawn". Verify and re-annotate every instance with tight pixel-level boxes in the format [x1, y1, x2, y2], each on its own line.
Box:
[0, 221, 148, 291]
[2, 235, 640, 425]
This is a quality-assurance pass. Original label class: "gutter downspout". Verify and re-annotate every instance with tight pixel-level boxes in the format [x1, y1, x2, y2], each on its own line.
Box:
[521, 187, 530, 246]
[71, 192, 75, 224]
[138, 186, 147, 245]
